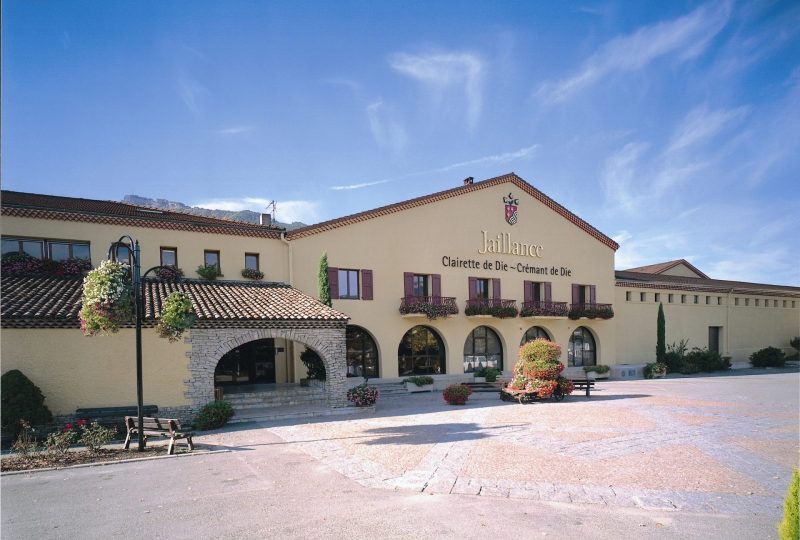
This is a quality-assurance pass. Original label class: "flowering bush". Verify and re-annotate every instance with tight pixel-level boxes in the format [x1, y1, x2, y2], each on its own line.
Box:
[42, 257, 92, 276]
[155, 265, 184, 281]
[506, 338, 573, 400]
[1, 252, 44, 275]
[80, 260, 133, 336]
[155, 292, 195, 342]
[194, 400, 235, 430]
[11, 420, 39, 456]
[78, 421, 117, 453]
[399, 298, 458, 319]
[44, 419, 85, 455]
[346, 384, 379, 406]
[240, 268, 264, 280]
[443, 384, 473, 405]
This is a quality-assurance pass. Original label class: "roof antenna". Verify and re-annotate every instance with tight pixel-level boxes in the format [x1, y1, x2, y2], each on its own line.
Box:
[266, 200, 277, 223]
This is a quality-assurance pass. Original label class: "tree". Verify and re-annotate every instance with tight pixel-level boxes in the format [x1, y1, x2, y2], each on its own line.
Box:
[318, 252, 331, 307]
[656, 302, 666, 364]
[1, 369, 53, 436]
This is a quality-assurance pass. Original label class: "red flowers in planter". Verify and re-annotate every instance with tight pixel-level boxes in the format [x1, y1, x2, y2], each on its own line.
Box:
[443, 384, 473, 405]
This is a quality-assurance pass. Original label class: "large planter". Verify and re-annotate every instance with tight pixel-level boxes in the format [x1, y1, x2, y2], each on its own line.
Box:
[406, 383, 434, 393]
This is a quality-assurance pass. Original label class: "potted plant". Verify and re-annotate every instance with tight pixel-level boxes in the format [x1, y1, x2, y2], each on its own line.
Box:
[472, 366, 487, 383]
[402, 375, 434, 393]
[583, 365, 610, 380]
[240, 268, 264, 280]
[644, 362, 668, 379]
[443, 384, 473, 405]
[196, 264, 221, 280]
[79, 260, 134, 336]
[347, 383, 379, 407]
[155, 292, 195, 342]
[155, 265, 184, 281]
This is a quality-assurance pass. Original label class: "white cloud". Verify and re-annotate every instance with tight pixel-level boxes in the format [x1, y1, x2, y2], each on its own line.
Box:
[365, 100, 407, 154]
[601, 142, 649, 214]
[330, 179, 392, 191]
[193, 198, 322, 224]
[390, 51, 485, 129]
[667, 106, 748, 153]
[537, 1, 731, 104]
[214, 125, 256, 136]
[177, 76, 207, 115]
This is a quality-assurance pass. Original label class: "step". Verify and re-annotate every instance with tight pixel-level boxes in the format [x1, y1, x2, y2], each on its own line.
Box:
[228, 404, 375, 424]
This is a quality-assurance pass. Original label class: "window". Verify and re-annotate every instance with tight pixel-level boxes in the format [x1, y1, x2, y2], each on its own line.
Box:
[745, 298, 750, 306]
[655, 293, 661, 302]
[717, 297, 722, 305]
[668, 294, 674, 303]
[735, 298, 740, 306]
[568, 326, 596, 367]
[114, 243, 132, 264]
[626, 291, 631, 301]
[640, 292, 646, 302]
[755, 298, 760, 307]
[337, 269, 359, 299]
[783, 300, 787, 308]
[521, 326, 551, 344]
[705, 296, 711, 305]
[475, 278, 490, 300]
[204, 250, 220, 270]
[694, 295, 699, 304]
[398, 325, 445, 376]
[245, 253, 259, 271]
[464, 326, 503, 372]
[681, 295, 686, 304]
[412, 274, 429, 297]
[2, 237, 88, 260]
[160, 247, 177, 267]
[709, 327, 722, 353]
[346, 325, 379, 378]
[793, 301, 796, 308]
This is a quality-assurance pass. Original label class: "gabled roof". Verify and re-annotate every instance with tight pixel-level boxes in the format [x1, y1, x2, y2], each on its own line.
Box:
[1, 191, 284, 239]
[615, 270, 800, 298]
[1, 276, 349, 329]
[623, 259, 708, 279]
[286, 173, 619, 250]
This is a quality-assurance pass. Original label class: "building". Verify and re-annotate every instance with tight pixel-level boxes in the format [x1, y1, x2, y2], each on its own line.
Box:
[2, 173, 798, 420]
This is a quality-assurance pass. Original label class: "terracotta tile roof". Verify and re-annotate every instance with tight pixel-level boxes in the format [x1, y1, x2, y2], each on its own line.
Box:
[1, 276, 349, 329]
[286, 173, 620, 251]
[615, 270, 800, 298]
[623, 259, 709, 278]
[1, 191, 284, 239]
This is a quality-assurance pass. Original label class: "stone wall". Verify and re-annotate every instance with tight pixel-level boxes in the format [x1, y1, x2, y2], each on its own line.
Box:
[185, 326, 347, 409]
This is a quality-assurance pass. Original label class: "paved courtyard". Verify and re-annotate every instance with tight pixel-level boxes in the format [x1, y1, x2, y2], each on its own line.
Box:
[3, 371, 798, 539]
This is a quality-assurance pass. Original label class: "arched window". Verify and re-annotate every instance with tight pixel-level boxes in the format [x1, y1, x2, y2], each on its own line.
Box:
[215, 338, 277, 385]
[568, 326, 596, 367]
[521, 326, 551, 345]
[398, 326, 446, 376]
[464, 326, 503, 373]
[346, 325, 379, 378]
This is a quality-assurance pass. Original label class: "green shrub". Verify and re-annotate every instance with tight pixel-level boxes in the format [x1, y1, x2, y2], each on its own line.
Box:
[403, 375, 434, 387]
[484, 368, 500, 383]
[79, 421, 117, 454]
[196, 264, 221, 280]
[684, 348, 730, 372]
[679, 361, 701, 375]
[11, 420, 39, 456]
[301, 348, 326, 381]
[1, 370, 53, 437]
[44, 429, 76, 456]
[443, 384, 472, 405]
[750, 347, 786, 368]
[194, 400, 235, 430]
[778, 469, 799, 540]
[583, 365, 610, 374]
[644, 362, 667, 379]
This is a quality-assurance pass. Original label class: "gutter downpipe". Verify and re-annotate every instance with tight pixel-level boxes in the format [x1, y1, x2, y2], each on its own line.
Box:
[725, 288, 732, 357]
[280, 231, 293, 286]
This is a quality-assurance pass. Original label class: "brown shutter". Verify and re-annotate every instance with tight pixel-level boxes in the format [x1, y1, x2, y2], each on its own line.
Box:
[328, 267, 339, 300]
[589, 285, 597, 304]
[544, 282, 552, 302]
[403, 272, 413, 298]
[431, 274, 441, 298]
[468, 277, 477, 300]
[523, 281, 532, 304]
[492, 278, 501, 300]
[572, 284, 580, 304]
[361, 270, 373, 300]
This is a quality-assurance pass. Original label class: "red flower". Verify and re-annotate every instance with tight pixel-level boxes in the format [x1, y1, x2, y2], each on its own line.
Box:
[64, 423, 73, 431]
[77, 419, 87, 426]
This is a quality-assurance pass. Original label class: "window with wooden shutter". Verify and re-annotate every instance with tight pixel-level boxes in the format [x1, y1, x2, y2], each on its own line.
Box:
[468, 277, 478, 300]
[431, 274, 441, 298]
[361, 269, 373, 300]
[571, 284, 580, 305]
[403, 272, 414, 298]
[589, 285, 597, 304]
[328, 267, 339, 300]
[544, 282, 552, 303]
[523, 281, 532, 304]
[491, 278, 501, 300]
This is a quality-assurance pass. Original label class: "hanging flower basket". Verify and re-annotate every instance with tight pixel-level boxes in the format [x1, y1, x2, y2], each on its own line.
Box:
[155, 292, 196, 342]
[79, 260, 134, 336]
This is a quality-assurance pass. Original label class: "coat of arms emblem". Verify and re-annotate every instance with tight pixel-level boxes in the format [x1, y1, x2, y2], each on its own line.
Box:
[503, 193, 519, 225]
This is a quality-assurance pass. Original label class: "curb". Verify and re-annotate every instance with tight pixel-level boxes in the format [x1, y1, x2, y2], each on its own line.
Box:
[1, 448, 231, 476]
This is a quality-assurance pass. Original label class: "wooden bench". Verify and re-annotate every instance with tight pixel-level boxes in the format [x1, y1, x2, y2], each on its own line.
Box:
[124, 416, 194, 455]
[568, 376, 595, 397]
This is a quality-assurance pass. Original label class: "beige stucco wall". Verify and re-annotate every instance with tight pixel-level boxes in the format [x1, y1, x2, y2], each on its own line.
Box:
[1, 328, 191, 415]
[614, 288, 800, 364]
[1, 216, 288, 283]
[290, 180, 618, 376]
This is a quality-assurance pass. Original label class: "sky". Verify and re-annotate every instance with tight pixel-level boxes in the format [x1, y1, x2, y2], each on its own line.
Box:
[3, 1, 799, 285]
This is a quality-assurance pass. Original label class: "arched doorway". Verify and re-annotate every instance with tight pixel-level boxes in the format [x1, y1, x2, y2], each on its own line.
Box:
[521, 325, 551, 345]
[346, 325, 379, 378]
[215, 338, 277, 385]
[568, 326, 596, 367]
[398, 325, 446, 376]
[463, 326, 503, 373]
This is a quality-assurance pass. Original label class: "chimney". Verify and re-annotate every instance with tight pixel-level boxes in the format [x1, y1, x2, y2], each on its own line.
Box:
[260, 213, 272, 226]
[464, 177, 474, 185]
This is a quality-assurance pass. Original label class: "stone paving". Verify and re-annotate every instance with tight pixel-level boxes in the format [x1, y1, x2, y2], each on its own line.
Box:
[201, 371, 799, 518]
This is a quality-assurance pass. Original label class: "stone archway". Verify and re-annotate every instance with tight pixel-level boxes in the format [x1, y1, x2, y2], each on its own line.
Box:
[186, 325, 347, 411]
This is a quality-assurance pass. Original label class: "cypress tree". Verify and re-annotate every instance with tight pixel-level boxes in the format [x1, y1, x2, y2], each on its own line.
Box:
[656, 302, 666, 364]
[318, 252, 331, 307]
